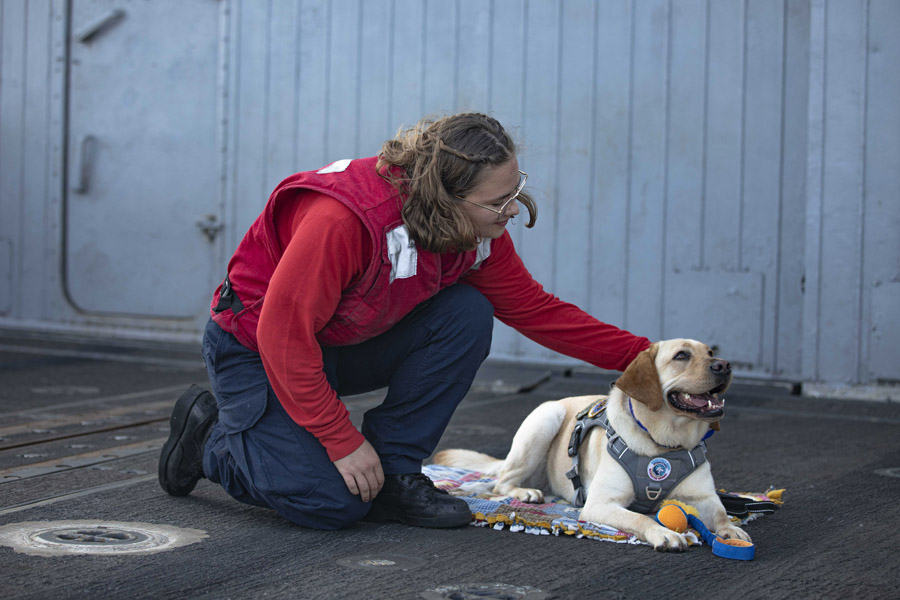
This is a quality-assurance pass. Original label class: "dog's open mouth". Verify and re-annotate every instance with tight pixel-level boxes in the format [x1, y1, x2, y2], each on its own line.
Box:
[667, 383, 727, 417]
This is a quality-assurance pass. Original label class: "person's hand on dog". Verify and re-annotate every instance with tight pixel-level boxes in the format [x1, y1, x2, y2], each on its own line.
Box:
[334, 439, 384, 502]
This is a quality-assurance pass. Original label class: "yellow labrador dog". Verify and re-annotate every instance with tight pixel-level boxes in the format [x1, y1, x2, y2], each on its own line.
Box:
[434, 339, 750, 551]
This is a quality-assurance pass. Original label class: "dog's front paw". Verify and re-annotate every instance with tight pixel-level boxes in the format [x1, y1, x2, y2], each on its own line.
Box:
[716, 523, 752, 543]
[645, 524, 689, 552]
[508, 487, 544, 503]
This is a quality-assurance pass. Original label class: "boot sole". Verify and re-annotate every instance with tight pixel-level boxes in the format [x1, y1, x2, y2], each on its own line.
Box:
[364, 505, 472, 528]
[158, 384, 213, 497]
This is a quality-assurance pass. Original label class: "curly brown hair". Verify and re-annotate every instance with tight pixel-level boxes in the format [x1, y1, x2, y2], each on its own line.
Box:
[377, 113, 537, 253]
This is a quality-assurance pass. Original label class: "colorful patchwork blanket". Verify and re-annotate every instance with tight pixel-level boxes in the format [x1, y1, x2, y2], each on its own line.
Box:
[423, 464, 783, 546]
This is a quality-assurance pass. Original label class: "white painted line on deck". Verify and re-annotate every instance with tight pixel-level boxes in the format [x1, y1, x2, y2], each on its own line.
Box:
[3, 384, 190, 417]
[0, 474, 157, 516]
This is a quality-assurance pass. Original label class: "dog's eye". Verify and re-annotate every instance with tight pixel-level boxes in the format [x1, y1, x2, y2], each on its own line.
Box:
[674, 351, 689, 360]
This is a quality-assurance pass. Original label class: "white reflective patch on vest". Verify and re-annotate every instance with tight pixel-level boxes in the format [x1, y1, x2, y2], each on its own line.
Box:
[469, 238, 492, 270]
[317, 159, 353, 174]
[386, 225, 417, 283]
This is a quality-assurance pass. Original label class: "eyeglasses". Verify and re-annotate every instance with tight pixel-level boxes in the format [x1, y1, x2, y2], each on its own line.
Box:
[458, 170, 528, 217]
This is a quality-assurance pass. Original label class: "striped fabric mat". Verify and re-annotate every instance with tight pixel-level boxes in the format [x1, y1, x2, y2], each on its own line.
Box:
[423, 463, 783, 546]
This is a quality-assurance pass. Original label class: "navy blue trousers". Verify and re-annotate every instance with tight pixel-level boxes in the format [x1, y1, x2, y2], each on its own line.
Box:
[201, 284, 493, 530]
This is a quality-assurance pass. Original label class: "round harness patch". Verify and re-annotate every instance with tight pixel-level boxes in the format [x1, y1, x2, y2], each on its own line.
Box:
[647, 457, 672, 481]
[587, 399, 608, 418]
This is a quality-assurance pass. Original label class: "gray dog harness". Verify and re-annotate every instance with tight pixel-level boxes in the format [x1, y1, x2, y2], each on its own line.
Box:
[565, 398, 709, 513]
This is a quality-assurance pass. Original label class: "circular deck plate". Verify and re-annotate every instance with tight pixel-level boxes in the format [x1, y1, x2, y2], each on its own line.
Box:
[420, 583, 548, 600]
[336, 553, 426, 570]
[0, 520, 207, 556]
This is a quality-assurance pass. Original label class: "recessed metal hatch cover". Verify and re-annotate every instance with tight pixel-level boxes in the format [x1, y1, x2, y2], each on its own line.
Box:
[874, 467, 900, 479]
[336, 553, 426, 570]
[0, 520, 207, 556]
[420, 583, 548, 600]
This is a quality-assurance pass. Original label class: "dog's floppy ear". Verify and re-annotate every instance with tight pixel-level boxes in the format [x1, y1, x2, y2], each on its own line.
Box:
[614, 343, 663, 411]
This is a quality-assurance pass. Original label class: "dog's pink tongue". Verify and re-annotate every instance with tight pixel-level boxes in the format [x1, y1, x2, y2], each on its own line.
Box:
[684, 393, 713, 408]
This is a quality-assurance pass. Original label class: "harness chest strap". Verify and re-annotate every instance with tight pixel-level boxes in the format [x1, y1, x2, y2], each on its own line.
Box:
[565, 400, 708, 514]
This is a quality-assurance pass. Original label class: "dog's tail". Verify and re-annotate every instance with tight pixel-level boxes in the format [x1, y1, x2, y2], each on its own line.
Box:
[432, 449, 504, 476]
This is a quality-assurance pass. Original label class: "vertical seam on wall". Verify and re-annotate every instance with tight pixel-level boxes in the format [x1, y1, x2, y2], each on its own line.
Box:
[486, 0, 494, 113]
[232, 0, 243, 244]
[422, 1, 429, 115]
[516, 0, 528, 359]
[0, 2, 4, 201]
[700, 0, 710, 271]
[738, 0, 748, 272]
[758, 264, 767, 367]
[624, 0, 635, 327]
[744, 0, 765, 369]
[17, 2, 29, 314]
[292, 0, 301, 168]
[216, 0, 231, 270]
[521, 0, 528, 133]
[454, 0, 460, 110]
[661, 0, 672, 338]
[856, 0, 870, 383]
[519, 0, 528, 166]
[429, 2, 436, 107]
[551, 0, 562, 295]
[773, 0, 789, 375]
[386, 0, 394, 129]
[0, 8, 5, 310]
[51, 0, 67, 317]
[323, 0, 332, 160]
[354, 1, 362, 155]
[588, 0, 599, 314]
[814, 0, 828, 382]
[262, 0, 272, 196]
[60, 0, 74, 311]
[43, 1, 54, 316]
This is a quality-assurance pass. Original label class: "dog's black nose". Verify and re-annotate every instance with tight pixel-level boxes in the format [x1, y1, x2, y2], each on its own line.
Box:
[710, 359, 731, 375]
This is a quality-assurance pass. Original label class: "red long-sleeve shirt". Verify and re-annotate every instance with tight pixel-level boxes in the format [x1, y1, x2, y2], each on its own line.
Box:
[255, 191, 650, 462]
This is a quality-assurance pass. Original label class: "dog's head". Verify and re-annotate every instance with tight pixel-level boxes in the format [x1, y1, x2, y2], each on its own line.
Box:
[614, 339, 731, 427]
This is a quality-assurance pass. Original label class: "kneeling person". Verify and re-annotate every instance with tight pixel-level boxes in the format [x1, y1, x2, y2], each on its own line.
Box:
[158, 112, 650, 530]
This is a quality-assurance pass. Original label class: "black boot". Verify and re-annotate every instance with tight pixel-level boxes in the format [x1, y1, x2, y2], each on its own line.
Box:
[365, 472, 472, 528]
[158, 385, 218, 497]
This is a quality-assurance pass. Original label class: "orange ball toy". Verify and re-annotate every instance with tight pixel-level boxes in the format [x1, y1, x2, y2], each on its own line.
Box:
[657, 504, 688, 533]
[655, 503, 756, 560]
